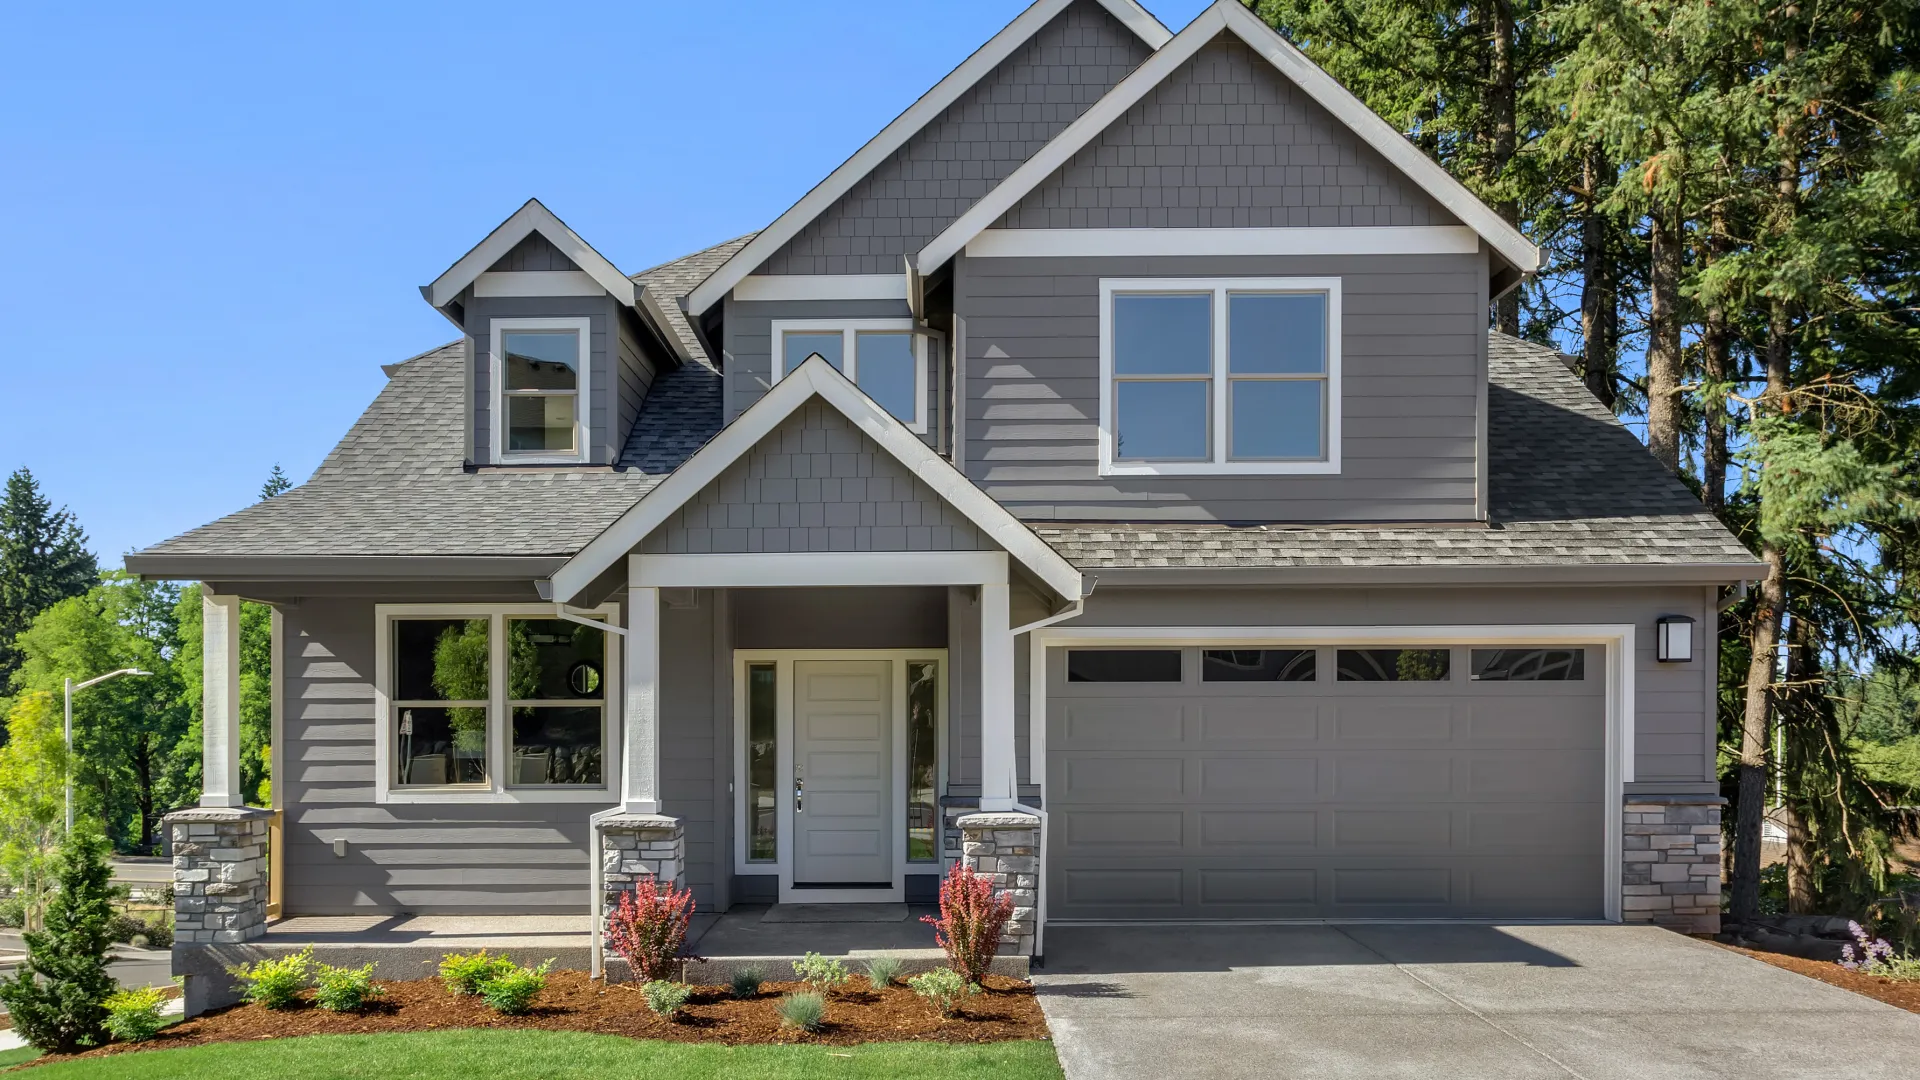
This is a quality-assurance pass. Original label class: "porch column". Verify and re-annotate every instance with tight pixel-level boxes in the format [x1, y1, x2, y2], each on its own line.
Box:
[621, 584, 661, 815]
[200, 589, 243, 808]
[979, 581, 1017, 811]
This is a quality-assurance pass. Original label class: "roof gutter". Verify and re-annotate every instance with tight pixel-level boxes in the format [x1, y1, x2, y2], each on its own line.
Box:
[1077, 561, 1768, 588]
[123, 554, 569, 582]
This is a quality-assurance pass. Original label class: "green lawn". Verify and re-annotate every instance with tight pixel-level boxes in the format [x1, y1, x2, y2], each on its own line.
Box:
[0, 1047, 37, 1069]
[14, 1030, 1063, 1079]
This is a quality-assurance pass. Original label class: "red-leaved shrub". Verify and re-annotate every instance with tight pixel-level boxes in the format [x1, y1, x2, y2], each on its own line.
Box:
[921, 863, 1015, 984]
[606, 877, 696, 982]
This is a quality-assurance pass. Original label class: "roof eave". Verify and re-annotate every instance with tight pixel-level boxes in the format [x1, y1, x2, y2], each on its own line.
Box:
[123, 553, 571, 582]
[1076, 561, 1766, 588]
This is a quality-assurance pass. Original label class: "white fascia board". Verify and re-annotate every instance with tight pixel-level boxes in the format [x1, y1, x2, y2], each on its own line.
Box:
[549, 356, 1083, 604]
[473, 270, 604, 297]
[425, 199, 636, 309]
[634, 283, 697, 366]
[733, 274, 910, 302]
[917, 0, 1543, 275]
[966, 225, 1480, 259]
[632, 550, 1009, 588]
[684, 0, 1172, 316]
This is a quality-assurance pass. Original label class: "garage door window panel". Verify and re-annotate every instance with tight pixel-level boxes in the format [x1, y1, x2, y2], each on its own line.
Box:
[1471, 648, 1586, 681]
[1066, 649, 1183, 683]
[1337, 648, 1452, 682]
[1202, 649, 1317, 683]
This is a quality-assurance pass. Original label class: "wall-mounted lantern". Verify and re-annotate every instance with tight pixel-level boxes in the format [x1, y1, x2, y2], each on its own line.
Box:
[1657, 615, 1695, 663]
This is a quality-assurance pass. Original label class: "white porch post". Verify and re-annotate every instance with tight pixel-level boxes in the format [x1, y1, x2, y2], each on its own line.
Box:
[621, 584, 662, 814]
[979, 581, 1017, 811]
[200, 590, 243, 808]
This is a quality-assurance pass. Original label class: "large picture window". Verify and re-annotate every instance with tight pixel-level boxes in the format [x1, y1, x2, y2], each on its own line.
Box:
[770, 319, 934, 433]
[378, 605, 618, 802]
[1100, 278, 1340, 475]
[490, 317, 591, 463]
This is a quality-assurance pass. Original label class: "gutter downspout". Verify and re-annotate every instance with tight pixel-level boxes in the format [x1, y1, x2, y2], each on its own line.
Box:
[1717, 580, 1751, 613]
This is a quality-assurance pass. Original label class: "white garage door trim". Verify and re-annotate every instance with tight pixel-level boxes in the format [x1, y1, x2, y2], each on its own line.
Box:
[1027, 624, 1635, 947]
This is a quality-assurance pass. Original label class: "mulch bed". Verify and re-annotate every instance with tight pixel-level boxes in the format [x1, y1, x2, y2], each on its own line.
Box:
[1713, 940, 1920, 1015]
[31, 972, 1047, 1064]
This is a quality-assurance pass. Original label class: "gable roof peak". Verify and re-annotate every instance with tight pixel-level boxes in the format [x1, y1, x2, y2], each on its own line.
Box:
[422, 197, 637, 310]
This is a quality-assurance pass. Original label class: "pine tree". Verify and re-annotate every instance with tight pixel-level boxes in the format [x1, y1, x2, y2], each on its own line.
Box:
[259, 464, 291, 501]
[0, 470, 98, 687]
[0, 825, 117, 1052]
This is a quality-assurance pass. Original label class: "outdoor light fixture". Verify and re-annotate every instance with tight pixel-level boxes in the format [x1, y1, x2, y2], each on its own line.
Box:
[1656, 615, 1695, 663]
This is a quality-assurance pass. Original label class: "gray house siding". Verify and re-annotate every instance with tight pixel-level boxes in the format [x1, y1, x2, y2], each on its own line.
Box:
[615, 309, 659, 449]
[759, 0, 1151, 276]
[999, 35, 1458, 230]
[465, 292, 622, 465]
[956, 251, 1488, 522]
[640, 399, 992, 554]
[487, 232, 581, 273]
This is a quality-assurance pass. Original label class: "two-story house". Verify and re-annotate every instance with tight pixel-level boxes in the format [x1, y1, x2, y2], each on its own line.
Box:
[129, 0, 1759, 1007]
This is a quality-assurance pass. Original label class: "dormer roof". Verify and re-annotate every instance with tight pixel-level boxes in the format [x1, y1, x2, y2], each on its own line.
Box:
[422, 198, 637, 309]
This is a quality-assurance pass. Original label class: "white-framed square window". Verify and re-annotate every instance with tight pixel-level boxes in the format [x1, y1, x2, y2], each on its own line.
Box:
[1098, 278, 1341, 476]
[770, 318, 932, 433]
[489, 317, 591, 463]
[373, 603, 620, 803]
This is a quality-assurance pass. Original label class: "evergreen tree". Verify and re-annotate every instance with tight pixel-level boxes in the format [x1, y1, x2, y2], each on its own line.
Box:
[0, 470, 98, 687]
[259, 464, 291, 500]
[0, 825, 117, 1053]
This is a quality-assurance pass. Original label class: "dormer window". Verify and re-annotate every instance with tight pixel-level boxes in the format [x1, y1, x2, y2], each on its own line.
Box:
[490, 317, 591, 462]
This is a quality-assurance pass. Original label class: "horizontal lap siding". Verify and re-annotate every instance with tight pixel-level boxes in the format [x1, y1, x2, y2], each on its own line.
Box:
[958, 252, 1485, 521]
[615, 311, 659, 455]
[656, 593, 720, 906]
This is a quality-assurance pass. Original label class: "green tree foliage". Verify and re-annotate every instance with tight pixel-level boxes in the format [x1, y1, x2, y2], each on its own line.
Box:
[0, 826, 118, 1053]
[260, 464, 292, 500]
[0, 469, 98, 688]
[0, 693, 68, 929]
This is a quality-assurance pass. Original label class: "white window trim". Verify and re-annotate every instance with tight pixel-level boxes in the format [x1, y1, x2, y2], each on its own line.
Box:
[489, 317, 592, 464]
[374, 602, 622, 804]
[731, 650, 948, 904]
[1097, 277, 1343, 477]
[769, 318, 930, 435]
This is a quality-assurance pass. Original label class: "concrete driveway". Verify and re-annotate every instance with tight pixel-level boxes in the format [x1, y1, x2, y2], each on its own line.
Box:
[1034, 924, 1920, 1080]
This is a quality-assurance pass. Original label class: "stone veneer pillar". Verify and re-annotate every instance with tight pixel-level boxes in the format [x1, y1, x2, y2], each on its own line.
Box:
[1622, 795, 1723, 935]
[167, 806, 272, 945]
[957, 811, 1040, 957]
[596, 814, 684, 908]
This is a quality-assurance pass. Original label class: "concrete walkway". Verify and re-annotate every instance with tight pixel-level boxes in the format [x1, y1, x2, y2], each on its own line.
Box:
[1034, 923, 1920, 1080]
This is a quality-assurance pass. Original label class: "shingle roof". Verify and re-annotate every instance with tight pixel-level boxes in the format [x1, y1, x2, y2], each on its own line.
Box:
[132, 244, 1756, 579]
[1035, 335, 1760, 573]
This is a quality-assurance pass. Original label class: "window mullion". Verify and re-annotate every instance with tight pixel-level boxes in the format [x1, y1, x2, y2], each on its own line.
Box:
[1212, 287, 1229, 464]
[489, 613, 506, 794]
[844, 328, 858, 381]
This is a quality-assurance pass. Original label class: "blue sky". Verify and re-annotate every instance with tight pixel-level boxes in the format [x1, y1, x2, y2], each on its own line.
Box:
[1, 0, 1213, 567]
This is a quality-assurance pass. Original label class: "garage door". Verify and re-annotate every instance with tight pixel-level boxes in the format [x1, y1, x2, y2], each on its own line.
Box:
[1045, 644, 1605, 921]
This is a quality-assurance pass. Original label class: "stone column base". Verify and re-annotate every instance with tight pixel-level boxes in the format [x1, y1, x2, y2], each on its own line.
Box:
[167, 806, 272, 945]
[1623, 795, 1723, 935]
[595, 812, 684, 912]
[957, 812, 1040, 957]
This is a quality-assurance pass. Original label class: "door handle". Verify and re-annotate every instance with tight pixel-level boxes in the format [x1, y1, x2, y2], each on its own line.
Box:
[794, 767, 804, 813]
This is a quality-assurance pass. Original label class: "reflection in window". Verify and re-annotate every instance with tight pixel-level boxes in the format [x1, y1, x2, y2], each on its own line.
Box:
[393, 618, 490, 787]
[1336, 649, 1451, 682]
[906, 661, 939, 862]
[1471, 649, 1586, 681]
[501, 329, 579, 454]
[1203, 649, 1316, 682]
[1066, 650, 1183, 683]
[506, 619, 604, 786]
[747, 664, 777, 862]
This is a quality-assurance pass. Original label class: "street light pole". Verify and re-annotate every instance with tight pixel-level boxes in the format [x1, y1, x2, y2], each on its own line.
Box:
[63, 668, 151, 833]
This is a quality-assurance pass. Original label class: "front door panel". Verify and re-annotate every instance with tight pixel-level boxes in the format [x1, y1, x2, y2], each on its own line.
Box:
[793, 660, 892, 885]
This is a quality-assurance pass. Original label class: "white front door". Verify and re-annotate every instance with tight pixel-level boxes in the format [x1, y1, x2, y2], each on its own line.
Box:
[791, 660, 893, 886]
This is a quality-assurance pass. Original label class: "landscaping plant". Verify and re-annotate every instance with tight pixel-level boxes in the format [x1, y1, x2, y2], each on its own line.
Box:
[478, 959, 553, 1015]
[863, 955, 903, 988]
[437, 950, 516, 996]
[792, 952, 851, 995]
[313, 961, 386, 1012]
[776, 990, 826, 1032]
[1839, 921, 1920, 980]
[907, 967, 976, 1018]
[639, 979, 693, 1020]
[728, 966, 763, 999]
[922, 862, 1015, 985]
[605, 876, 695, 983]
[0, 827, 120, 1051]
[228, 947, 313, 1010]
[102, 985, 170, 1043]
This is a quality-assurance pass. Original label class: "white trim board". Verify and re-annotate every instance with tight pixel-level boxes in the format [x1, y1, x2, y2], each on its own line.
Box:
[425, 199, 636, 309]
[634, 551, 1009, 589]
[549, 355, 1082, 604]
[735, 275, 910, 302]
[685, 0, 1172, 315]
[1025, 622, 1635, 932]
[916, 0, 1543, 275]
[966, 225, 1481, 259]
[473, 271, 604, 298]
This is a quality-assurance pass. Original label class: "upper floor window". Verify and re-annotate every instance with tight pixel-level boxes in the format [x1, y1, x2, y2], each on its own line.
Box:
[771, 318, 929, 434]
[1098, 278, 1341, 476]
[490, 317, 590, 462]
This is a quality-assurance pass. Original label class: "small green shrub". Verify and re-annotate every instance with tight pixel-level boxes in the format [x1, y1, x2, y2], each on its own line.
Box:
[792, 952, 851, 995]
[863, 956, 903, 988]
[477, 959, 552, 1015]
[908, 966, 976, 1018]
[728, 966, 764, 999]
[438, 950, 517, 996]
[228, 947, 312, 1010]
[776, 991, 826, 1032]
[102, 986, 169, 1043]
[640, 980, 693, 1020]
[313, 961, 385, 1012]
